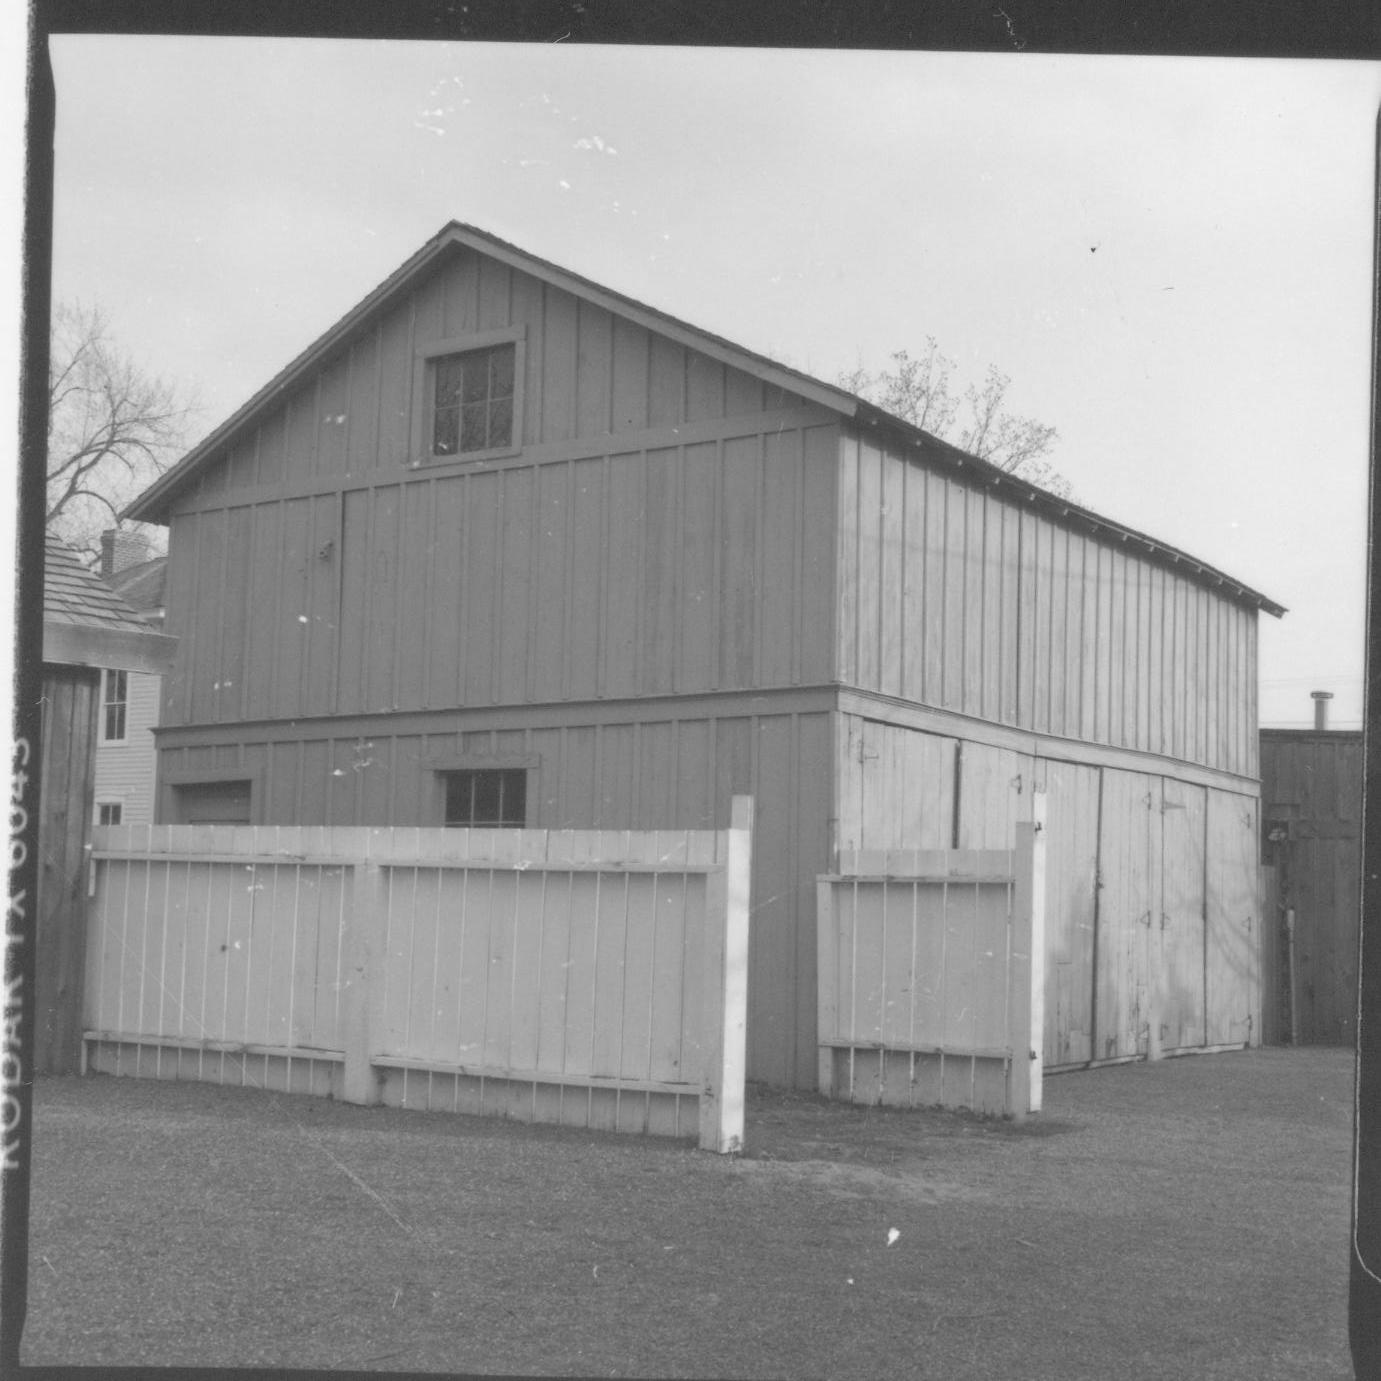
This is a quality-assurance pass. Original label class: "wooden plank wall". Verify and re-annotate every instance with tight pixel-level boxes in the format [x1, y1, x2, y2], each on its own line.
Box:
[1204, 791, 1262, 1047]
[1259, 731, 1362, 1046]
[35, 666, 101, 1075]
[838, 714, 1262, 1069]
[83, 821, 749, 1146]
[84, 826, 350, 1096]
[836, 433, 1260, 778]
[816, 828, 1043, 1117]
[1036, 759, 1100, 1067]
[161, 247, 840, 728]
[157, 706, 834, 1089]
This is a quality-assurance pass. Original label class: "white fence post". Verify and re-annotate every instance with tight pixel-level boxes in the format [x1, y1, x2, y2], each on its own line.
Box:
[815, 876, 838, 1097]
[341, 848, 384, 1107]
[700, 795, 753, 1153]
[1009, 793, 1047, 1118]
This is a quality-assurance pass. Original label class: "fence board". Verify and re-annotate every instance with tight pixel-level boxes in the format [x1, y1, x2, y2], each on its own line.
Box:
[85, 810, 751, 1151]
[817, 805, 1045, 1118]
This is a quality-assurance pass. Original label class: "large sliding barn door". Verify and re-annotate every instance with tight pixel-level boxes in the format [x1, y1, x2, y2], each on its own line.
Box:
[1038, 760, 1100, 1068]
[1058, 768, 1256, 1068]
[1094, 771, 1161, 1062]
[1158, 779, 1208, 1053]
[1205, 790, 1261, 1047]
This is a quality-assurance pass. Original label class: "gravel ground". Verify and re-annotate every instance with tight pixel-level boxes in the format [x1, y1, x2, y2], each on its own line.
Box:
[17, 1046, 1355, 1378]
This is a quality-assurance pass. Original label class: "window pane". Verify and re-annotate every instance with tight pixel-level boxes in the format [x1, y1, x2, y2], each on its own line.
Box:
[489, 346, 515, 398]
[443, 769, 526, 827]
[434, 405, 459, 455]
[488, 397, 513, 448]
[472, 770, 502, 823]
[500, 771, 526, 826]
[461, 355, 489, 404]
[434, 356, 464, 408]
[461, 403, 489, 452]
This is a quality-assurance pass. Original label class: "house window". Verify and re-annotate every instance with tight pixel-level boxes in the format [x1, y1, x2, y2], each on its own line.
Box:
[100, 669, 128, 742]
[432, 342, 516, 457]
[442, 769, 527, 828]
[96, 801, 123, 826]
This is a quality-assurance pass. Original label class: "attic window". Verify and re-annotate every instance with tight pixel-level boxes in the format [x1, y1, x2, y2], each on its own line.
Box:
[433, 343, 515, 455]
[411, 325, 528, 466]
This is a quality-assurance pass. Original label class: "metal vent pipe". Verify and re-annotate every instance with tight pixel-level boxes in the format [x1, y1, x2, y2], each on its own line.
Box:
[1312, 690, 1333, 731]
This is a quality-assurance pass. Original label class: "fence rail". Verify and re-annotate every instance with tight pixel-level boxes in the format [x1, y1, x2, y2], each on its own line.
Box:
[816, 799, 1046, 1118]
[83, 802, 752, 1152]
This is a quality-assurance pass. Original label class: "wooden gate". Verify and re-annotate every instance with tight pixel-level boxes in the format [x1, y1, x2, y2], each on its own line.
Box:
[815, 803, 1046, 1118]
[1089, 778, 1260, 1064]
[81, 800, 752, 1152]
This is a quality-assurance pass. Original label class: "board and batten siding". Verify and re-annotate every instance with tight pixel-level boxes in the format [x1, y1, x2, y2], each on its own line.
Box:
[93, 669, 161, 826]
[155, 703, 834, 1089]
[835, 432, 1259, 778]
[1259, 730, 1360, 1046]
[160, 254, 841, 728]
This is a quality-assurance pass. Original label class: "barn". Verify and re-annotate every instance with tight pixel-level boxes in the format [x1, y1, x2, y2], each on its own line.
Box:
[126, 221, 1284, 1091]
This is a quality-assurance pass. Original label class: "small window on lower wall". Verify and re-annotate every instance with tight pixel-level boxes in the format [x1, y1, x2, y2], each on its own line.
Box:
[171, 779, 253, 825]
[96, 801, 123, 826]
[442, 768, 527, 828]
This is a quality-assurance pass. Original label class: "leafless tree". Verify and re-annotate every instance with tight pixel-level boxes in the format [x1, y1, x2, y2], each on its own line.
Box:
[841, 340, 1071, 499]
[46, 302, 197, 560]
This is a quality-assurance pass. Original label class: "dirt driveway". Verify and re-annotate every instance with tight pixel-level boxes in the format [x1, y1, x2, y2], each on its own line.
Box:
[18, 1046, 1354, 1378]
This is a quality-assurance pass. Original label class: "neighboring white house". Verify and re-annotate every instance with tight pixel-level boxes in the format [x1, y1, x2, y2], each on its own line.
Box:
[92, 528, 167, 827]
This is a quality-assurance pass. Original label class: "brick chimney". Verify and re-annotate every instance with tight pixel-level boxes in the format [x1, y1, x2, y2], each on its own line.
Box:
[99, 527, 152, 578]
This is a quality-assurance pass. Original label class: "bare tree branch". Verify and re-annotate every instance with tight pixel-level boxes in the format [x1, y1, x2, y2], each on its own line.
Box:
[47, 301, 199, 559]
[841, 347, 1071, 500]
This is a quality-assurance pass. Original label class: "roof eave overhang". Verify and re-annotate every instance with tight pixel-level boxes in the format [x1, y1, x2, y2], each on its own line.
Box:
[851, 402, 1286, 620]
[43, 622, 179, 675]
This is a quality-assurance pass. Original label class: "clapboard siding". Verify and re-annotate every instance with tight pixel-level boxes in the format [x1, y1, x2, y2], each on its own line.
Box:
[93, 669, 161, 826]
[157, 704, 834, 1088]
[835, 430, 1259, 778]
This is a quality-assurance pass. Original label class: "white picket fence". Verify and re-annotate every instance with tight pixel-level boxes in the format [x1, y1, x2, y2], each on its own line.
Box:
[816, 801, 1046, 1118]
[82, 799, 752, 1152]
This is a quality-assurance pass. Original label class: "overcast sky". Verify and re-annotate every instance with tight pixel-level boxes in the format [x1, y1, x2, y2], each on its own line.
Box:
[47, 37, 1381, 728]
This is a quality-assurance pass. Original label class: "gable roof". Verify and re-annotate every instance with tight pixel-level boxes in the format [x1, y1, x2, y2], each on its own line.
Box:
[44, 534, 177, 673]
[125, 220, 1284, 618]
[107, 556, 167, 622]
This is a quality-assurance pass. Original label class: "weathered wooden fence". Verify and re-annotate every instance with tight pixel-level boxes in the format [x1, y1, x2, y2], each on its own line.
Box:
[82, 799, 752, 1152]
[816, 802, 1046, 1119]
